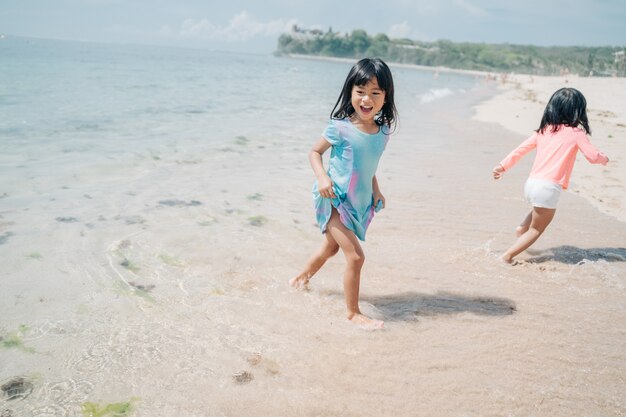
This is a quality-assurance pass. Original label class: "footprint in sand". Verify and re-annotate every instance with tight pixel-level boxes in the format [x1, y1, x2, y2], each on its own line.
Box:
[232, 371, 254, 385]
[158, 199, 202, 207]
[55, 217, 79, 223]
[1, 377, 34, 401]
[538, 265, 557, 272]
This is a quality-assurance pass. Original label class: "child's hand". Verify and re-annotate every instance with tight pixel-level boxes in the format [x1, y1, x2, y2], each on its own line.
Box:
[373, 192, 385, 210]
[492, 165, 504, 180]
[318, 175, 336, 199]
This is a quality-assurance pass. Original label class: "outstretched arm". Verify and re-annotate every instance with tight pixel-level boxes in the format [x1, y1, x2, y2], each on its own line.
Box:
[577, 134, 609, 165]
[497, 133, 538, 174]
[310, 137, 336, 199]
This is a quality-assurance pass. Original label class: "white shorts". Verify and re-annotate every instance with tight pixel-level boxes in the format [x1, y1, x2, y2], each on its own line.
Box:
[524, 178, 562, 209]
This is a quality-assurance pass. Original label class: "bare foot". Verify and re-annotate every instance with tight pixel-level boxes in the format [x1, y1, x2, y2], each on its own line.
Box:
[348, 313, 384, 329]
[501, 255, 526, 266]
[289, 274, 310, 290]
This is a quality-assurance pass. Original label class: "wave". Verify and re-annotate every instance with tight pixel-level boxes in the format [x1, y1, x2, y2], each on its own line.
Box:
[419, 88, 454, 104]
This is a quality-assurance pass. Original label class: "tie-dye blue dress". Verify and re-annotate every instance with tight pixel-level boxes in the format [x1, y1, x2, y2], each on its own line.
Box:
[313, 118, 389, 241]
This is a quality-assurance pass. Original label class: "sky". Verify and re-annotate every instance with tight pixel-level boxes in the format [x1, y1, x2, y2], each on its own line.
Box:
[1, 0, 625, 53]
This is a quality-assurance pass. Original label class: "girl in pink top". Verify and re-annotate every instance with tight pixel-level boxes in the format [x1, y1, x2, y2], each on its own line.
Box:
[493, 87, 609, 263]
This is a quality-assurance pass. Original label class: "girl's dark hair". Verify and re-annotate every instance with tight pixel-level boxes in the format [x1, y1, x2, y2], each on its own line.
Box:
[331, 58, 397, 130]
[538, 87, 591, 135]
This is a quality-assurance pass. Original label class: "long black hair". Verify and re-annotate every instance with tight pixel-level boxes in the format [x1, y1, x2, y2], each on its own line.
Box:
[330, 58, 397, 130]
[538, 87, 591, 135]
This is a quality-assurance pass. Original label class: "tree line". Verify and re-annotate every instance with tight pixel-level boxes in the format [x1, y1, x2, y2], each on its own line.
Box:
[277, 27, 625, 77]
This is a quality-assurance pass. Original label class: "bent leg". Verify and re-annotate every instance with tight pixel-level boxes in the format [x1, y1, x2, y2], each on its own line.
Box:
[515, 211, 533, 237]
[326, 210, 383, 328]
[290, 232, 340, 289]
[503, 207, 556, 263]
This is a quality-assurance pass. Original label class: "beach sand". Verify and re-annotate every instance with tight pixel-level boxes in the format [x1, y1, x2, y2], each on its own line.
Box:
[1, 76, 625, 416]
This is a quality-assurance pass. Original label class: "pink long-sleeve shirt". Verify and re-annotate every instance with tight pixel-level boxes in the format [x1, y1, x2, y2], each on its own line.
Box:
[499, 126, 608, 189]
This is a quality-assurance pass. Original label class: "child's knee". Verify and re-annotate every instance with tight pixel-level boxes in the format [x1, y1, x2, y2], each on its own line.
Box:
[346, 252, 365, 268]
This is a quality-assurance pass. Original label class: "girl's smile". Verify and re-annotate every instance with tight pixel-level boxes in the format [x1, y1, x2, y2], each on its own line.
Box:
[351, 77, 385, 124]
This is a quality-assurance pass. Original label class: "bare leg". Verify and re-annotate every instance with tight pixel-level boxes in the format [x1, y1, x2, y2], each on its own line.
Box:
[502, 207, 556, 263]
[325, 210, 383, 328]
[290, 232, 340, 289]
[515, 211, 533, 237]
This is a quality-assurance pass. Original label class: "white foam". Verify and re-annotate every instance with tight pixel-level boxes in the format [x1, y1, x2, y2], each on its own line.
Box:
[419, 87, 454, 103]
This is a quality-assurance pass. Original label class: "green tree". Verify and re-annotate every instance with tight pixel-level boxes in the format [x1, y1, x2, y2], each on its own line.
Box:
[350, 29, 371, 55]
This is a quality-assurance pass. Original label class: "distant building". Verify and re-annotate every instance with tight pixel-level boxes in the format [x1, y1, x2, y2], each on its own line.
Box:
[614, 50, 625, 76]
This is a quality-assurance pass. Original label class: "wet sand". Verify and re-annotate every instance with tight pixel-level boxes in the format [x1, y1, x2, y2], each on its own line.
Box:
[1, 84, 625, 416]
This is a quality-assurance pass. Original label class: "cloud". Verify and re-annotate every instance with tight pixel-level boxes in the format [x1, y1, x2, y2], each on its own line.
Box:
[387, 21, 432, 41]
[453, 0, 489, 17]
[388, 22, 412, 39]
[173, 10, 297, 42]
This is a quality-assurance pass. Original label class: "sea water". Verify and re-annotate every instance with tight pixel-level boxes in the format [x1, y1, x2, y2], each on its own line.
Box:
[0, 36, 476, 180]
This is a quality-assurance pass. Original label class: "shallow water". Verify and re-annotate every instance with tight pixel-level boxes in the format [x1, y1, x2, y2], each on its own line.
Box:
[1, 37, 625, 416]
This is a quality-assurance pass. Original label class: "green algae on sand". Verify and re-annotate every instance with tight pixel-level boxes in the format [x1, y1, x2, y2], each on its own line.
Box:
[81, 399, 138, 417]
[197, 214, 219, 227]
[158, 253, 184, 267]
[209, 287, 225, 296]
[126, 282, 155, 303]
[246, 193, 263, 201]
[1, 326, 35, 353]
[120, 258, 140, 273]
[111, 279, 155, 303]
[248, 215, 268, 226]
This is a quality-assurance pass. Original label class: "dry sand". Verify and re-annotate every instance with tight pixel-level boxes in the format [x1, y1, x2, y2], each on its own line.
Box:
[1, 76, 625, 417]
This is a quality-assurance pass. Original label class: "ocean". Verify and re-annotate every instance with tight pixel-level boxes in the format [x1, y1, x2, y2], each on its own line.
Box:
[1, 36, 475, 172]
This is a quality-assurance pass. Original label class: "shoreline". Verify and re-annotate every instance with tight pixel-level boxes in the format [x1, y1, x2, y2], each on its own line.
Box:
[283, 53, 491, 77]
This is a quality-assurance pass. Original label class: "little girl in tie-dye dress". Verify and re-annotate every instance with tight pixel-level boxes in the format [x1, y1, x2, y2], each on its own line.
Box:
[289, 58, 398, 329]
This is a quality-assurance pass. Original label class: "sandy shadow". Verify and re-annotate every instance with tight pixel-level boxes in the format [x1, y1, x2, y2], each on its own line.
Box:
[526, 245, 626, 264]
[322, 290, 516, 322]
